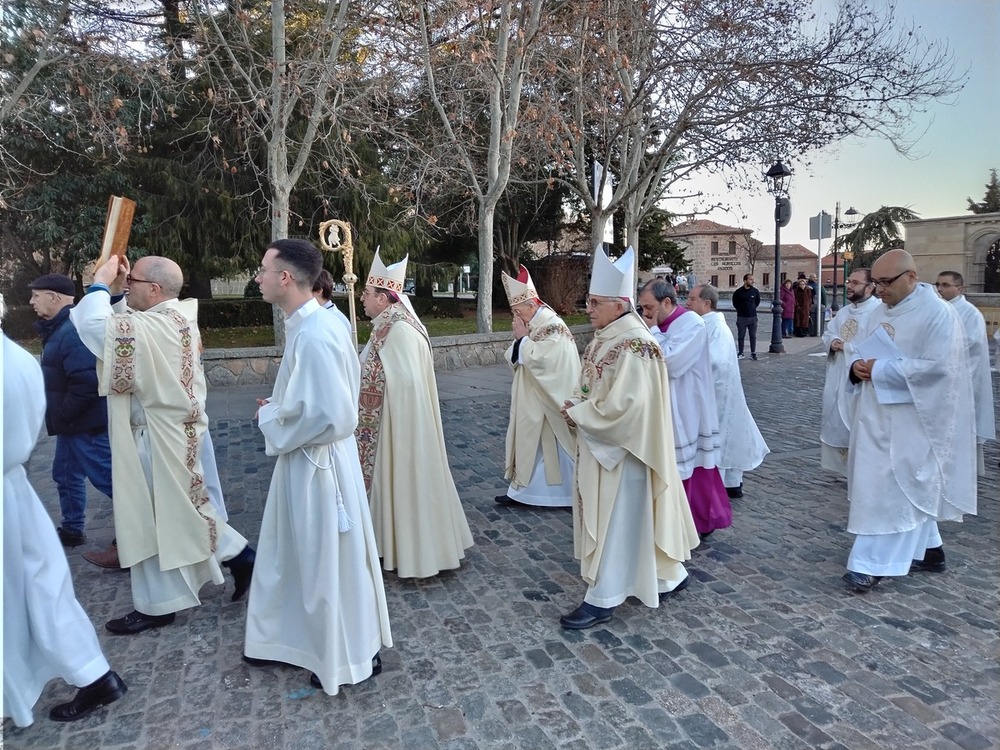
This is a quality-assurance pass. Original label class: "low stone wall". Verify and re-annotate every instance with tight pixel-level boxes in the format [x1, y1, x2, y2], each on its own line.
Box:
[202, 324, 595, 387]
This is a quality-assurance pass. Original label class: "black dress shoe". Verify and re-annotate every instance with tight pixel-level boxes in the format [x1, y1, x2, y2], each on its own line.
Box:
[223, 545, 256, 601]
[909, 545, 946, 573]
[659, 575, 691, 601]
[494, 494, 520, 507]
[559, 602, 614, 630]
[57, 527, 86, 547]
[106, 610, 176, 635]
[842, 571, 882, 593]
[49, 670, 127, 721]
[725, 484, 744, 499]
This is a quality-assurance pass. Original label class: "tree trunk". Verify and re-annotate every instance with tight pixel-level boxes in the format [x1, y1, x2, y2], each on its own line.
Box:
[477, 203, 496, 332]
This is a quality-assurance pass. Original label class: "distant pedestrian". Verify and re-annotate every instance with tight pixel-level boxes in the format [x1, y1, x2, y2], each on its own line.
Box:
[28, 273, 112, 548]
[731, 274, 760, 359]
[779, 279, 795, 338]
[793, 279, 812, 337]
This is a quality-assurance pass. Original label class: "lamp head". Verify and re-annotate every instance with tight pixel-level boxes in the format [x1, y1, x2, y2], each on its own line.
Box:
[843, 206, 861, 228]
[765, 161, 792, 197]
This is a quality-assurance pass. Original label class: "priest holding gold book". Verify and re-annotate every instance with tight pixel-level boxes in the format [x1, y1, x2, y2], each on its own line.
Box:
[70, 254, 256, 634]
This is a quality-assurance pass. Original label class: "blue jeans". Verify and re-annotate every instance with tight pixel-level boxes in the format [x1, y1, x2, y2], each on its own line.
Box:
[52, 432, 113, 534]
[782, 318, 794, 336]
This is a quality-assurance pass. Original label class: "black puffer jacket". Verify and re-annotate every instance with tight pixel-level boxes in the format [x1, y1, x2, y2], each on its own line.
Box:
[33, 305, 108, 436]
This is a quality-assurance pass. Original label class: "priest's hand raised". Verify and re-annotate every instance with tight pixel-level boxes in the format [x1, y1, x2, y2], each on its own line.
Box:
[95, 255, 128, 295]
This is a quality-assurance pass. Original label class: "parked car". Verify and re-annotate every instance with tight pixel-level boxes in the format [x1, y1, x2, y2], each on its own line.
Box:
[403, 278, 416, 294]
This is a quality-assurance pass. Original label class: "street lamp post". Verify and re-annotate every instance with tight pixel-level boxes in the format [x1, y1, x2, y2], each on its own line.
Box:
[765, 160, 792, 354]
[830, 204, 860, 312]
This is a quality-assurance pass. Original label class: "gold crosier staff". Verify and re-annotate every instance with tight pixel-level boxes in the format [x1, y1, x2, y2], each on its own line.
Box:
[317, 219, 360, 350]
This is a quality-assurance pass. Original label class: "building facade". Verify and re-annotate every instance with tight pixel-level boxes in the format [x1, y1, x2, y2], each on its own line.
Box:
[903, 213, 1000, 292]
[663, 220, 761, 291]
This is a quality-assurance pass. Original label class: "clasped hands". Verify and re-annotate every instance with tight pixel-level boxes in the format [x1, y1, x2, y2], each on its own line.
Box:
[851, 358, 876, 381]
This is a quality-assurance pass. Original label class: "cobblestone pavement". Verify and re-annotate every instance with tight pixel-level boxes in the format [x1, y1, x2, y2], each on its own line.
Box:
[7, 332, 999, 750]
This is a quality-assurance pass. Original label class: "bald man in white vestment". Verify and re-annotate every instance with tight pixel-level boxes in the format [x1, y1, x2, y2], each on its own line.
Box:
[842, 250, 977, 592]
[71, 255, 256, 634]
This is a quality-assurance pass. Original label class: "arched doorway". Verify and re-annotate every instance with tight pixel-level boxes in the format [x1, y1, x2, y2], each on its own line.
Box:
[984, 235, 1000, 293]
[970, 229, 1000, 292]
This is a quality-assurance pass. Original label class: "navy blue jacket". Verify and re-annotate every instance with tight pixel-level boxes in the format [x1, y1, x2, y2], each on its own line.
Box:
[34, 305, 108, 436]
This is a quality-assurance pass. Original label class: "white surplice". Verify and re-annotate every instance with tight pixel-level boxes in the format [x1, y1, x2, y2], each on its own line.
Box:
[949, 294, 996, 474]
[2, 336, 111, 728]
[247, 299, 391, 694]
[648, 310, 721, 479]
[72, 291, 248, 616]
[701, 311, 769, 487]
[819, 295, 881, 475]
[845, 283, 977, 575]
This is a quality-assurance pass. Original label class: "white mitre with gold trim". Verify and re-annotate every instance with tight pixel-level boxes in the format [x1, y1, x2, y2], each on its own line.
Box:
[589, 246, 635, 303]
[501, 265, 539, 306]
[366, 247, 407, 293]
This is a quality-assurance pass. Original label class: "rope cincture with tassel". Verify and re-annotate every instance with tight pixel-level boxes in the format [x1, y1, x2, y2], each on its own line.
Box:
[300, 444, 353, 533]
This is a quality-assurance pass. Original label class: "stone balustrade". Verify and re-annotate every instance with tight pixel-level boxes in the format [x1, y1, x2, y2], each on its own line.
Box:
[202, 324, 595, 387]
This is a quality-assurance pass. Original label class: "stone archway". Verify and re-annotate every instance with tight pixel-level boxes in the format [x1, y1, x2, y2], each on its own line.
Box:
[970, 228, 1000, 292]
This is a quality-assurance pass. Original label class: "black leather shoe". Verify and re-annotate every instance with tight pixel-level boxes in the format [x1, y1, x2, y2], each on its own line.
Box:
[106, 610, 175, 635]
[57, 527, 86, 547]
[843, 571, 882, 593]
[659, 575, 691, 601]
[910, 546, 946, 573]
[725, 484, 744, 499]
[310, 672, 324, 690]
[560, 602, 614, 630]
[494, 494, 520, 507]
[223, 545, 256, 602]
[49, 670, 127, 721]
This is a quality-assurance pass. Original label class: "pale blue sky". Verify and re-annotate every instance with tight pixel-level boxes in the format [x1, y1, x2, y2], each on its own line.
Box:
[679, 0, 1000, 255]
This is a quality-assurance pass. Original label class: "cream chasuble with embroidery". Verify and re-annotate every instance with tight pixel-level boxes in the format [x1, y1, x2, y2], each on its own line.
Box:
[566, 313, 699, 606]
[357, 303, 473, 578]
[72, 293, 220, 571]
[504, 305, 580, 491]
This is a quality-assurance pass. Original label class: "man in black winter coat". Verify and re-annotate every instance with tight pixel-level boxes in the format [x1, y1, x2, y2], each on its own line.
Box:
[29, 274, 113, 547]
[731, 274, 761, 360]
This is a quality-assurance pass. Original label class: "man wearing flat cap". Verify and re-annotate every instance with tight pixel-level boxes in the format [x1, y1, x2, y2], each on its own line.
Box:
[29, 273, 113, 548]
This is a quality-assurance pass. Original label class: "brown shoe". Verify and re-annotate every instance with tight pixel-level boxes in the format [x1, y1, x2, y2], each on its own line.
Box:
[83, 544, 123, 570]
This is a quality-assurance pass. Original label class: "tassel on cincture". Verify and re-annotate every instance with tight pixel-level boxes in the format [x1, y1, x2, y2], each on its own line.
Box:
[336, 491, 353, 533]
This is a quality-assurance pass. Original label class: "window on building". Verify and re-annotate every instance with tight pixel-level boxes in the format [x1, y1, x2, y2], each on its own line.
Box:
[710, 274, 719, 287]
[762, 272, 770, 286]
[710, 241, 719, 255]
[728, 274, 736, 288]
[780, 272, 787, 283]
[728, 241, 737, 255]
